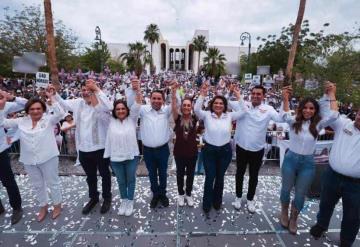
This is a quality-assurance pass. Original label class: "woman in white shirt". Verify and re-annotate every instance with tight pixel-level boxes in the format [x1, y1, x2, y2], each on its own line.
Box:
[194, 82, 246, 214]
[280, 83, 338, 234]
[103, 90, 142, 216]
[0, 89, 65, 222]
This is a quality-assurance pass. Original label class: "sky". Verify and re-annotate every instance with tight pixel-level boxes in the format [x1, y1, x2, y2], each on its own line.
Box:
[1, 0, 359, 49]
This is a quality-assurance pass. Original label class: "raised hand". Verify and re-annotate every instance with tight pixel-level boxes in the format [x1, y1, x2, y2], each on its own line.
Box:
[200, 81, 209, 97]
[282, 85, 292, 101]
[86, 79, 100, 93]
[131, 78, 140, 91]
[324, 81, 336, 96]
[0, 91, 8, 110]
[170, 80, 178, 95]
[233, 86, 242, 101]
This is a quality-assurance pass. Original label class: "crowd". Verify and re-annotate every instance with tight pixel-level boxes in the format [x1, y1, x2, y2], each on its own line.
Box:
[0, 70, 359, 247]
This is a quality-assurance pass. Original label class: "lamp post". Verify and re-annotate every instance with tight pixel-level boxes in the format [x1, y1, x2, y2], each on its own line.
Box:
[240, 32, 251, 72]
[95, 26, 103, 72]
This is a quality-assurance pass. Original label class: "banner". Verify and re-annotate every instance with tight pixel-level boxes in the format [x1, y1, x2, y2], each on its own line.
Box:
[36, 72, 49, 88]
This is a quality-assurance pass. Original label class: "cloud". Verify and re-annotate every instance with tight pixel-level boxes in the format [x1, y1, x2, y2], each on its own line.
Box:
[1, 0, 359, 48]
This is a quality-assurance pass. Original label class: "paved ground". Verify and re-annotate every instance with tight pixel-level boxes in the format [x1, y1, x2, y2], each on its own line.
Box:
[0, 175, 359, 247]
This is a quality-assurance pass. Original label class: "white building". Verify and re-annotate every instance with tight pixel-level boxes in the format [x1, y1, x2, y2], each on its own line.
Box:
[108, 30, 256, 75]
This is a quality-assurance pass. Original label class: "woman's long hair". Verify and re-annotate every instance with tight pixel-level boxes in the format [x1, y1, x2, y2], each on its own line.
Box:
[180, 97, 195, 130]
[292, 97, 321, 139]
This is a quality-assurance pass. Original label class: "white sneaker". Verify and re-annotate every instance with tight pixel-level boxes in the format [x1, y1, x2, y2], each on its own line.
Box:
[232, 197, 242, 210]
[125, 200, 134, 216]
[185, 195, 194, 207]
[247, 199, 256, 213]
[118, 199, 127, 216]
[178, 195, 185, 207]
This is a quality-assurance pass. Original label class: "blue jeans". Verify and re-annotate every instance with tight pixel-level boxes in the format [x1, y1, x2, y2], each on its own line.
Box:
[143, 144, 170, 197]
[202, 142, 232, 210]
[196, 150, 204, 174]
[111, 157, 139, 200]
[316, 167, 360, 246]
[280, 150, 315, 211]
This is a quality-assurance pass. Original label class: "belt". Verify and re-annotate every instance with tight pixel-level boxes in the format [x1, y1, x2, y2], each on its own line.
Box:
[143, 143, 168, 150]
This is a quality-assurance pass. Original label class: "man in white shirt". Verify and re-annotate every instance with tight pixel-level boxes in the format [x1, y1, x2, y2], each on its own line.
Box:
[0, 91, 27, 225]
[231, 85, 284, 213]
[55, 80, 113, 215]
[310, 109, 360, 247]
[126, 79, 173, 209]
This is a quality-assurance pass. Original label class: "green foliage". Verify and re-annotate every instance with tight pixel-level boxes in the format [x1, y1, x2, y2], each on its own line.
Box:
[203, 47, 227, 79]
[107, 59, 126, 74]
[240, 20, 360, 105]
[120, 42, 151, 77]
[193, 35, 208, 73]
[80, 41, 111, 72]
[0, 5, 78, 76]
[144, 23, 160, 75]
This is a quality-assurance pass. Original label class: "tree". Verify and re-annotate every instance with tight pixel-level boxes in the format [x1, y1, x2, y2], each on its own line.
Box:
[192, 35, 208, 74]
[44, 0, 59, 88]
[286, 0, 307, 83]
[203, 47, 227, 79]
[80, 41, 111, 72]
[0, 5, 78, 77]
[107, 59, 126, 74]
[120, 42, 151, 77]
[144, 24, 160, 74]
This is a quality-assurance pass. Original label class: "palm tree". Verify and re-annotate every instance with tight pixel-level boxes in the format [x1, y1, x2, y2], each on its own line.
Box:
[43, 0, 59, 89]
[203, 47, 227, 79]
[192, 35, 208, 74]
[285, 0, 307, 84]
[144, 24, 160, 74]
[120, 41, 151, 77]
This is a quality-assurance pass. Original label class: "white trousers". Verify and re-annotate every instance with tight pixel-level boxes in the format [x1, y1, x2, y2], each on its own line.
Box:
[24, 156, 62, 207]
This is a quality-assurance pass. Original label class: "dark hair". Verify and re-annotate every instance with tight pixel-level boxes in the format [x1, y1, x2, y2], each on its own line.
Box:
[209, 95, 228, 113]
[150, 90, 165, 100]
[292, 97, 321, 139]
[181, 97, 193, 105]
[251, 85, 266, 95]
[112, 99, 130, 119]
[25, 98, 47, 114]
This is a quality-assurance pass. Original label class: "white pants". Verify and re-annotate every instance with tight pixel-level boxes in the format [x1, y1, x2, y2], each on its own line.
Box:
[24, 156, 62, 207]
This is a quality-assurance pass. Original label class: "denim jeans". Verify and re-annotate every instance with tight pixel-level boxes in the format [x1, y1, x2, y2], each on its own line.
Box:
[196, 150, 204, 174]
[0, 149, 22, 210]
[316, 167, 360, 247]
[280, 150, 315, 211]
[111, 157, 139, 200]
[202, 142, 232, 211]
[143, 144, 170, 197]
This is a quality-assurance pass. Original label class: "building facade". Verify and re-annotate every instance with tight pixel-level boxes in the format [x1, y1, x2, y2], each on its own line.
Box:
[108, 30, 256, 75]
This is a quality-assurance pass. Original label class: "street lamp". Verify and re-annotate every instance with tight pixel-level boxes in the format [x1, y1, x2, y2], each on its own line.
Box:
[95, 26, 103, 72]
[240, 32, 251, 72]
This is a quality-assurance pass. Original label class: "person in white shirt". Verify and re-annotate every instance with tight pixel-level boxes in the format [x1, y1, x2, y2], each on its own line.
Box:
[230, 85, 284, 213]
[194, 82, 245, 214]
[0, 91, 27, 225]
[103, 89, 142, 216]
[126, 78, 174, 209]
[310, 98, 360, 247]
[280, 83, 338, 234]
[0, 88, 64, 222]
[55, 80, 113, 215]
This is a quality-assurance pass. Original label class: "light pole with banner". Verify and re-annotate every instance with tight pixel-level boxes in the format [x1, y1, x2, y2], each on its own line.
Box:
[95, 26, 103, 72]
[240, 32, 251, 72]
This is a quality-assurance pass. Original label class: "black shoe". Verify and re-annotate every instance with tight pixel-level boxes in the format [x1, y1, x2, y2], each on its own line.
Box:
[11, 208, 23, 225]
[82, 199, 99, 215]
[150, 196, 159, 209]
[100, 199, 111, 214]
[213, 202, 222, 211]
[160, 195, 169, 207]
[0, 200, 4, 215]
[310, 224, 326, 239]
[203, 206, 210, 214]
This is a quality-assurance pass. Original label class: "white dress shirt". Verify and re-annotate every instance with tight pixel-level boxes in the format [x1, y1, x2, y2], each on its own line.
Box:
[230, 101, 283, 152]
[194, 96, 246, 147]
[328, 116, 360, 178]
[103, 103, 141, 162]
[55, 91, 112, 152]
[0, 103, 64, 165]
[0, 97, 27, 153]
[126, 88, 174, 148]
[282, 110, 339, 155]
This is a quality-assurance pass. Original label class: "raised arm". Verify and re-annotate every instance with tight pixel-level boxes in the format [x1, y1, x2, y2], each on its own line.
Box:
[171, 81, 179, 121]
[0, 91, 20, 129]
[318, 82, 339, 129]
[280, 86, 295, 125]
[194, 82, 209, 120]
[1, 90, 27, 114]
